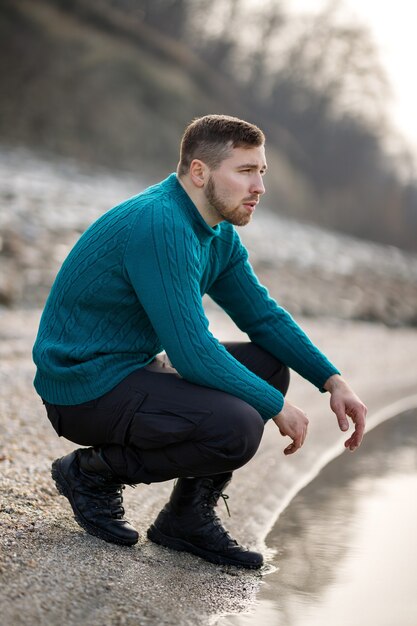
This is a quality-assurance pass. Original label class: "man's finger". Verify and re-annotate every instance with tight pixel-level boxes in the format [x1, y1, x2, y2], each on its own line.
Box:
[333, 400, 349, 432]
[354, 420, 365, 445]
[285, 428, 307, 455]
[300, 425, 308, 447]
[344, 427, 364, 451]
[346, 411, 366, 449]
[284, 442, 298, 455]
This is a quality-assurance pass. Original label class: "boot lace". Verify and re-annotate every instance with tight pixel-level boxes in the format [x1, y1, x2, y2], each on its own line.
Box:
[212, 490, 231, 517]
[200, 489, 237, 546]
[95, 482, 126, 519]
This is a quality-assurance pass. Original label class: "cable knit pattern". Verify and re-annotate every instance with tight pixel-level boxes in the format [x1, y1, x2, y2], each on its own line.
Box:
[33, 173, 339, 420]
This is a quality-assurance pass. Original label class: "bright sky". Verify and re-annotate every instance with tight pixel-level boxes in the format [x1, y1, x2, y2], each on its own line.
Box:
[290, 0, 417, 159]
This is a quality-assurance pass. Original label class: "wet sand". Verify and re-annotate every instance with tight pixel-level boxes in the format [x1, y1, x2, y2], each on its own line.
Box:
[220, 409, 417, 626]
[1, 308, 417, 625]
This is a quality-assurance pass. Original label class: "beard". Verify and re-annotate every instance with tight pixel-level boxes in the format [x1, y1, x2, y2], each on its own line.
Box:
[204, 176, 253, 227]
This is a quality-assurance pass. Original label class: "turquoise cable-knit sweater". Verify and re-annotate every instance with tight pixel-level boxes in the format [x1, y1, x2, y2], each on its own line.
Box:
[33, 173, 339, 421]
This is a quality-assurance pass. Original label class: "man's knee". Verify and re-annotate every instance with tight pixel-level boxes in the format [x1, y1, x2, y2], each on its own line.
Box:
[205, 400, 265, 469]
[224, 341, 291, 397]
[269, 363, 290, 397]
[235, 405, 265, 465]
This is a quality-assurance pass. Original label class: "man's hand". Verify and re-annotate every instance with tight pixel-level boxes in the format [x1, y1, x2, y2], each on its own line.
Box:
[324, 374, 367, 451]
[272, 400, 309, 455]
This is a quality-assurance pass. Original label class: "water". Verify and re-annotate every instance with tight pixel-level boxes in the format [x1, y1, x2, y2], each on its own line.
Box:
[221, 410, 417, 626]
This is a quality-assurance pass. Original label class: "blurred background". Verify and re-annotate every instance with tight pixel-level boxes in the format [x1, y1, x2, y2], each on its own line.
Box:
[1, 0, 416, 324]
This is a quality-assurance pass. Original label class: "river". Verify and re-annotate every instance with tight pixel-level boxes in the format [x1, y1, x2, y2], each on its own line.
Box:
[220, 409, 417, 626]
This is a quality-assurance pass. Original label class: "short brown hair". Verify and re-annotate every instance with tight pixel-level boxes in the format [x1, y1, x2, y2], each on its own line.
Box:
[177, 114, 265, 176]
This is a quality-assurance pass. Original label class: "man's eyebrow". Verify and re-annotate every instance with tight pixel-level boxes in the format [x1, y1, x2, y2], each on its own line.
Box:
[236, 163, 268, 171]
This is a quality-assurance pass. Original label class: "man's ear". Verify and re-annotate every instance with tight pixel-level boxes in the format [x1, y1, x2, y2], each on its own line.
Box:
[189, 159, 208, 188]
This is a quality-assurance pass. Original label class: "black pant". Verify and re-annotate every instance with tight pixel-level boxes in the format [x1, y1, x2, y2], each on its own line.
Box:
[43, 342, 290, 484]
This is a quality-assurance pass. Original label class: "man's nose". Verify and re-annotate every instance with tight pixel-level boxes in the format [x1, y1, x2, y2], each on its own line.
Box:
[250, 174, 265, 196]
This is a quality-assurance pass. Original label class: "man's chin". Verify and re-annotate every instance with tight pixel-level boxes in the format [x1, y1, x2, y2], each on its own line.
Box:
[235, 217, 252, 227]
[218, 206, 253, 227]
[228, 213, 253, 227]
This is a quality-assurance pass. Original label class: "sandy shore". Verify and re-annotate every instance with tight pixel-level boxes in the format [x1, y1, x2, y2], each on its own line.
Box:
[1, 307, 417, 625]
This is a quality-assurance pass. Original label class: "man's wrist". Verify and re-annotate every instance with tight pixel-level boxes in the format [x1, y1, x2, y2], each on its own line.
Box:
[323, 373, 344, 393]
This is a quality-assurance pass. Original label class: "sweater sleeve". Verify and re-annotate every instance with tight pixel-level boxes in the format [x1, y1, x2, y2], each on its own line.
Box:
[207, 234, 340, 390]
[123, 204, 285, 421]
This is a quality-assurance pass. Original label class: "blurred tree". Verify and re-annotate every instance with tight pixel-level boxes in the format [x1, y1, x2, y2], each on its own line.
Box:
[106, 0, 190, 40]
[179, 0, 417, 248]
[2, 0, 416, 249]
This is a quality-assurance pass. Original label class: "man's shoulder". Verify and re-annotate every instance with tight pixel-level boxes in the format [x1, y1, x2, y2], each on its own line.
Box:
[100, 174, 184, 233]
[117, 174, 176, 212]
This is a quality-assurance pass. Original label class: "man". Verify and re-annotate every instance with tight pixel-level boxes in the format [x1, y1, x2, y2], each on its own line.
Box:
[33, 114, 367, 569]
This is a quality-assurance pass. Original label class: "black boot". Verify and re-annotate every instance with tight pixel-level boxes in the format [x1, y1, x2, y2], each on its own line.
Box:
[147, 474, 263, 569]
[51, 448, 139, 546]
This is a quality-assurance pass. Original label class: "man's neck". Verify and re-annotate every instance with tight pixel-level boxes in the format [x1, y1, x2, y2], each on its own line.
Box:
[176, 174, 220, 227]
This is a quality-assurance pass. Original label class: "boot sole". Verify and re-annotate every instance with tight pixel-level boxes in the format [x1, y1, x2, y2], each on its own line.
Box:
[147, 524, 263, 569]
[51, 459, 138, 547]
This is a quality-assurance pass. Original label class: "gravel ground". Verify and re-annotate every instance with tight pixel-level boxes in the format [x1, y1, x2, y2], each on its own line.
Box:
[1, 307, 417, 626]
[0, 309, 265, 626]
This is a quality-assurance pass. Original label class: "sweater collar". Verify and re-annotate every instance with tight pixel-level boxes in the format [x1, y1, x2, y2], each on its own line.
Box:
[165, 173, 220, 242]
